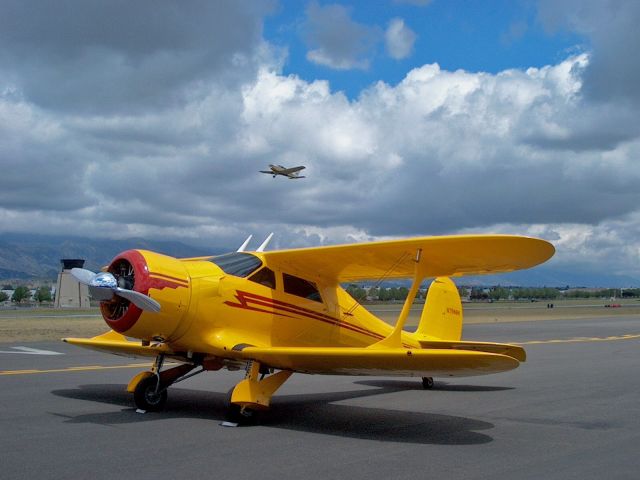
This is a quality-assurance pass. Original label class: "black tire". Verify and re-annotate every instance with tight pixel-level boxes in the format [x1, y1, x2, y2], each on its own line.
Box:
[422, 377, 434, 390]
[224, 388, 257, 426]
[133, 376, 168, 411]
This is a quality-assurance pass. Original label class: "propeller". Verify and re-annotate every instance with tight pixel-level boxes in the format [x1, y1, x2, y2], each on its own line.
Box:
[71, 268, 161, 313]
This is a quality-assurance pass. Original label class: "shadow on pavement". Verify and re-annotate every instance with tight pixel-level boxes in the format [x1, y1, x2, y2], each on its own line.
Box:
[52, 381, 495, 445]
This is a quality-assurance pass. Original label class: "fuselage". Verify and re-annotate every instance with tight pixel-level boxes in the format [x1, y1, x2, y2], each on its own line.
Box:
[98, 250, 420, 358]
[265, 164, 304, 178]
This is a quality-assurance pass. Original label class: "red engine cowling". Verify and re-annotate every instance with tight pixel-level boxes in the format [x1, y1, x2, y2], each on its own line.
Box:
[99, 249, 191, 341]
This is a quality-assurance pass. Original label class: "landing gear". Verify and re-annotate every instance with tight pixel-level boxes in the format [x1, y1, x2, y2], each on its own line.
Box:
[422, 376, 434, 389]
[222, 389, 258, 427]
[222, 360, 292, 427]
[128, 354, 201, 413]
[133, 376, 167, 411]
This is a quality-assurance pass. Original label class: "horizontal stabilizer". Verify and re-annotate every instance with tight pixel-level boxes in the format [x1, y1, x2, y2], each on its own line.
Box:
[416, 340, 526, 362]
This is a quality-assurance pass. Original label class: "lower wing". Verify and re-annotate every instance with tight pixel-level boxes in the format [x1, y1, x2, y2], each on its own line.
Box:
[63, 330, 174, 359]
[64, 333, 522, 378]
[233, 346, 520, 377]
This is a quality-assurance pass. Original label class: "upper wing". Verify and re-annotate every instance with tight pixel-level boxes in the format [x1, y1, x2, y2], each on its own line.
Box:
[261, 234, 554, 282]
[234, 346, 519, 377]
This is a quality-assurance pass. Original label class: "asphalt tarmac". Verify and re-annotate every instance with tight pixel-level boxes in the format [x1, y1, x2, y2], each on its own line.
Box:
[2, 317, 640, 480]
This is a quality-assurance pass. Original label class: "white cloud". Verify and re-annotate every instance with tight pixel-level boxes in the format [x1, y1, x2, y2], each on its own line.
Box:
[537, 0, 640, 104]
[4, 53, 640, 271]
[2, 1, 640, 280]
[0, 0, 273, 113]
[385, 18, 417, 60]
[306, 49, 370, 70]
[303, 2, 378, 70]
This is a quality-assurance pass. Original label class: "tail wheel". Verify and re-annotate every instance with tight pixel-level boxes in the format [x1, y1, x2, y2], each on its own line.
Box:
[422, 377, 434, 389]
[134, 376, 168, 411]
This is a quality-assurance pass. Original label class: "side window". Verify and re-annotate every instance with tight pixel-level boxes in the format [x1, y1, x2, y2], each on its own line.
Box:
[249, 267, 276, 289]
[283, 273, 322, 302]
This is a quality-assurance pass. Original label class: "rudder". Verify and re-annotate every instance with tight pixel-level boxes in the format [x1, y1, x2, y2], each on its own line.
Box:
[415, 277, 463, 341]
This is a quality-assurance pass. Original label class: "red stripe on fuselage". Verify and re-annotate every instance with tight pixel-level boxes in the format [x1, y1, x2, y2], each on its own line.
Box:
[225, 290, 386, 342]
[148, 273, 189, 290]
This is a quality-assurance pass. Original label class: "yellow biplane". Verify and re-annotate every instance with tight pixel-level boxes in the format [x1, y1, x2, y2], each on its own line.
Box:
[64, 234, 554, 425]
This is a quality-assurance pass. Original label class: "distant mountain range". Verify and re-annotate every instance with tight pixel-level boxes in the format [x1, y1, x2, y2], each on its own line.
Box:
[0, 233, 217, 281]
[461, 268, 640, 289]
[1, 233, 638, 287]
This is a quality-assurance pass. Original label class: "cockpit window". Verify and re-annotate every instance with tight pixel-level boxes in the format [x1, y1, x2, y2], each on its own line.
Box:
[283, 273, 322, 302]
[249, 267, 276, 289]
[209, 252, 262, 278]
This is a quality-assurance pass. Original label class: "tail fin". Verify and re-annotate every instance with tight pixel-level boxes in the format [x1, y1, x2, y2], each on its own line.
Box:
[415, 277, 463, 341]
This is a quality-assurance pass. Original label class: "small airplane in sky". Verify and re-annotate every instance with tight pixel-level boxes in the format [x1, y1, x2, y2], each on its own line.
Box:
[260, 164, 306, 179]
[64, 233, 554, 426]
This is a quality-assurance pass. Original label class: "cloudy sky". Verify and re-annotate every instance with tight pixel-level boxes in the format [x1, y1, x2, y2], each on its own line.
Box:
[1, 0, 640, 278]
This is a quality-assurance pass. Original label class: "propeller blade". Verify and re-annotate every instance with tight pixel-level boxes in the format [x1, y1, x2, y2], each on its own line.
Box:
[70, 268, 97, 286]
[115, 288, 161, 313]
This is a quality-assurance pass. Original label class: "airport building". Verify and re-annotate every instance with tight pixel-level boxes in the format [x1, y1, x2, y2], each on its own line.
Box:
[55, 259, 90, 308]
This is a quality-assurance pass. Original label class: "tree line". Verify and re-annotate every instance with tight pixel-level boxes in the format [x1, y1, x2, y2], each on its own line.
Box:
[345, 284, 640, 302]
[0, 286, 52, 304]
[345, 285, 413, 302]
[473, 287, 561, 301]
[478, 287, 640, 301]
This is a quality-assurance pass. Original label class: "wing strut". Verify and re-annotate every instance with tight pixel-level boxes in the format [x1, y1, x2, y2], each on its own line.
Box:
[369, 248, 423, 349]
[343, 250, 411, 319]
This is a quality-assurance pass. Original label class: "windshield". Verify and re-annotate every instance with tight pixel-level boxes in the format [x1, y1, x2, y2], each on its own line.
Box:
[209, 252, 262, 278]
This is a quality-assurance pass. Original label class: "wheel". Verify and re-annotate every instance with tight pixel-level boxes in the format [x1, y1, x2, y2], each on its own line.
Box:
[133, 376, 168, 411]
[422, 377, 434, 390]
[225, 403, 257, 426]
[223, 388, 258, 426]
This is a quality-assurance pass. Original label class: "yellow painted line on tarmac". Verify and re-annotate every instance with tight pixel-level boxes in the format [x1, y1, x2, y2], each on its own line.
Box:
[517, 333, 640, 345]
[0, 362, 152, 376]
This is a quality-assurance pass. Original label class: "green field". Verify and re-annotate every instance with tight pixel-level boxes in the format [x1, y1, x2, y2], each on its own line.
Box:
[1, 299, 639, 343]
[0, 308, 105, 343]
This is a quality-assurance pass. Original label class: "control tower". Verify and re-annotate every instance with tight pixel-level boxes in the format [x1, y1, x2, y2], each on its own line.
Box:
[55, 259, 90, 308]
